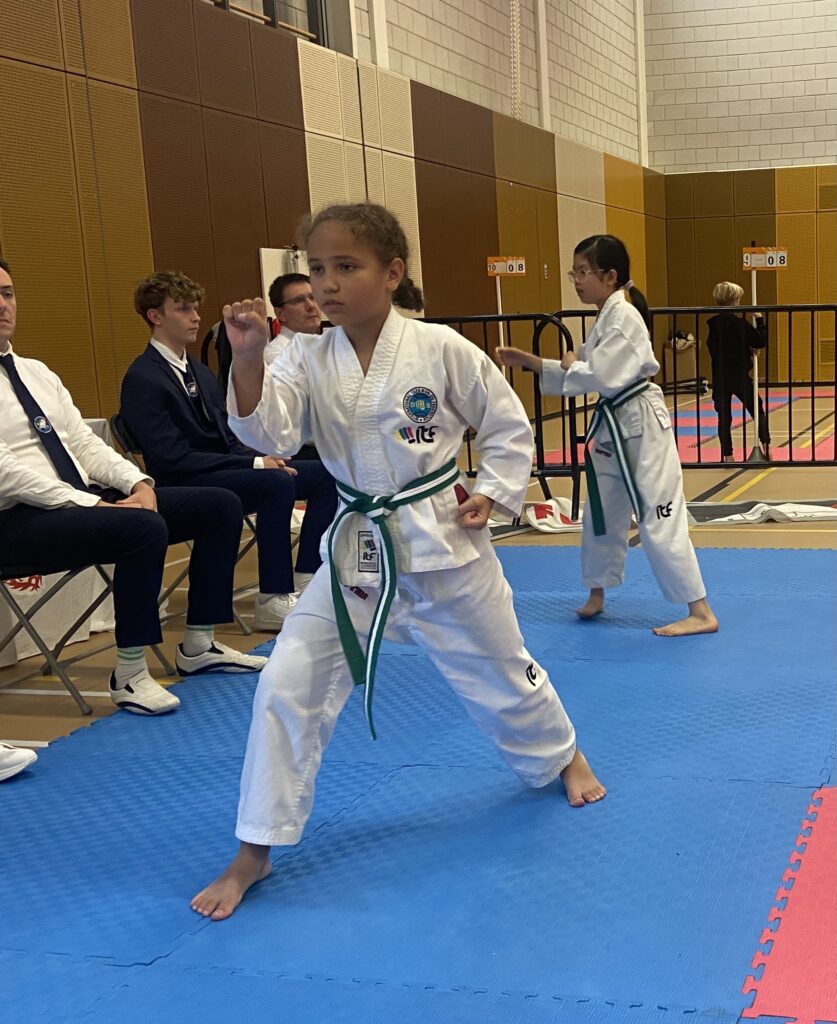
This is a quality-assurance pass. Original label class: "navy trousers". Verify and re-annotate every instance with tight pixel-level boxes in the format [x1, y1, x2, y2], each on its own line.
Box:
[181, 461, 337, 594]
[0, 487, 242, 648]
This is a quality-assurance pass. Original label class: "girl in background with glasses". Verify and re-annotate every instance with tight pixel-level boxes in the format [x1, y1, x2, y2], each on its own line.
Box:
[497, 234, 717, 638]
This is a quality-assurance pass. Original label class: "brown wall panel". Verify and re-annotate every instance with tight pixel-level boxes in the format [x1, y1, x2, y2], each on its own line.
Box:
[666, 218, 696, 306]
[733, 169, 774, 216]
[605, 206, 647, 293]
[194, 0, 256, 117]
[776, 167, 817, 214]
[131, 0, 199, 103]
[203, 109, 267, 310]
[535, 189, 561, 312]
[0, 59, 97, 413]
[734, 215, 777, 306]
[139, 92, 220, 324]
[818, 165, 836, 210]
[260, 123, 310, 248]
[250, 22, 303, 129]
[0, 0, 64, 70]
[440, 94, 495, 177]
[645, 216, 668, 308]
[665, 174, 694, 219]
[59, 0, 136, 87]
[644, 168, 666, 219]
[693, 171, 733, 218]
[411, 82, 444, 165]
[494, 114, 556, 193]
[68, 78, 154, 417]
[603, 155, 644, 214]
[694, 217, 735, 304]
[776, 213, 817, 382]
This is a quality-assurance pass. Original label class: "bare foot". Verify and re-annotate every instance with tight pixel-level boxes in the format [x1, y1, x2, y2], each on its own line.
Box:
[560, 749, 606, 807]
[653, 598, 719, 637]
[576, 588, 604, 619]
[191, 843, 272, 921]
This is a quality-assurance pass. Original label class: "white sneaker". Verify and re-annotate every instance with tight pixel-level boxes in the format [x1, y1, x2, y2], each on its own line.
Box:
[175, 641, 268, 676]
[293, 572, 316, 594]
[253, 592, 299, 632]
[0, 743, 37, 782]
[109, 670, 181, 715]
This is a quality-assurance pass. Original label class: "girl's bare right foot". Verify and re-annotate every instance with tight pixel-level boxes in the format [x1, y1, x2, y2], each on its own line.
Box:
[560, 749, 606, 806]
[191, 843, 272, 921]
[576, 588, 604, 619]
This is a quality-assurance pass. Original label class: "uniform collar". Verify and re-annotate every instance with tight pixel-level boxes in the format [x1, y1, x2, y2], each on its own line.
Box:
[150, 339, 189, 371]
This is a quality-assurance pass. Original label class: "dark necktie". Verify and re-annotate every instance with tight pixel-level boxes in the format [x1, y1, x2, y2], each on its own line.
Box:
[178, 364, 211, 425]
[0, 352, 90, 491]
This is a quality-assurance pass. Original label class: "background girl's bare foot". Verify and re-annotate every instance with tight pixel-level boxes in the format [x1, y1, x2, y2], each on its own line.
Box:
[576, 588, 604, 619]
[560, 749, 606, 807]
[191, 843, 271, 921]
[653, 598, 718, 637]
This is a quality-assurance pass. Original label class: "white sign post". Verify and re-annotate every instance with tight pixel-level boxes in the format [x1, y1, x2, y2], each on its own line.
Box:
[486, 257, 526, 350]
[741, 247, 788, 464]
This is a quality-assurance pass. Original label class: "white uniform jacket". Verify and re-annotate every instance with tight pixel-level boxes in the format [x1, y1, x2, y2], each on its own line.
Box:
[541, 290, 669, 439]
[228, 308, 534, 583]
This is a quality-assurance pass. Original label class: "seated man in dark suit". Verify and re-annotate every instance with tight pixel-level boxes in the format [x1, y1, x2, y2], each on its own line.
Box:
[120, 271, 337, 632]
[0, 258, 266, 717]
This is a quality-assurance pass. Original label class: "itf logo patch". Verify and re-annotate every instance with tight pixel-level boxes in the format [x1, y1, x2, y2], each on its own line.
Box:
[186, 380, 199, 398]
[402, 387, 437, 424]
[357, 530, 380, 573]
[33, 416, 52, 434]
[396, 425, 437, 444]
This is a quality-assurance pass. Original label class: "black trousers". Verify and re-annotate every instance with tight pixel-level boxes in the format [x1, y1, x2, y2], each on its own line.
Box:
[713, 380, 770, 457]
[181, 461, 338, 594]
[0, 487, 242, 648]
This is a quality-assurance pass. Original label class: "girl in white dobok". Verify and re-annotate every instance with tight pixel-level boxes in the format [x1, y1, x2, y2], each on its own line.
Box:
[192, 204, 605, 922]
[497, 235, 718, 639]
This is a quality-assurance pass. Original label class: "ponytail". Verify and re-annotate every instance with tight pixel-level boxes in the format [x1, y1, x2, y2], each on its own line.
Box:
[393, 275, 424, 311]
[627, 285, 650, 332]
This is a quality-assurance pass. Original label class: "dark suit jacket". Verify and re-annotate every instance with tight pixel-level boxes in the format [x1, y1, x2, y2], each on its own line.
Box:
[120, 344, 256, 485]
[706, 312, 767, 388]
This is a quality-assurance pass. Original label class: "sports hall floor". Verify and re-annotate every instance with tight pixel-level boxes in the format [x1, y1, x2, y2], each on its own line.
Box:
[1, 398, 834, 1023]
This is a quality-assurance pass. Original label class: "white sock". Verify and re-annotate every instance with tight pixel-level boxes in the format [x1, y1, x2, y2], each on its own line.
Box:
[181, 625, 214, 657]
[114, 647, 148, 687]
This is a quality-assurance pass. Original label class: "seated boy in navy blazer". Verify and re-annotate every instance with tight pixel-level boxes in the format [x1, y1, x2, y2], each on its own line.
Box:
[120, 272, 337, 632]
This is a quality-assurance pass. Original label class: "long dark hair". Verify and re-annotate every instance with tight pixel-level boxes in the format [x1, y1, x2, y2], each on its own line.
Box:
[574, 234, 650, 330]
[299, 203, 424, 311]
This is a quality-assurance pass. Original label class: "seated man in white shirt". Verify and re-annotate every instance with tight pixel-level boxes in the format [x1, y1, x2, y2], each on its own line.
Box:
[0, 258, 266, 718]
[265, 273, 322, 366]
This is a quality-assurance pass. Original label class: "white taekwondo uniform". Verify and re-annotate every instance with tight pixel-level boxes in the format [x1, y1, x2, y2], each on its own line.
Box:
[541, 290, 705, 605]
[228, 307, 577, 846]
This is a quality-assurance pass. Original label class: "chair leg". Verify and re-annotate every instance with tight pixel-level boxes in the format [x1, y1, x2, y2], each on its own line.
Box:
[150, 643, 176, 676]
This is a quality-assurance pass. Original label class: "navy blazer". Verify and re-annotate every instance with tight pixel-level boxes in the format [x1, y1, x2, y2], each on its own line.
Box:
[120, 344, 257, 485]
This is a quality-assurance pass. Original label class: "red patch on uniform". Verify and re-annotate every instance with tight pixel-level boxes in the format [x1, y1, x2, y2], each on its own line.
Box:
[349, 586, 369, 600]
[454, 484, 469, 505]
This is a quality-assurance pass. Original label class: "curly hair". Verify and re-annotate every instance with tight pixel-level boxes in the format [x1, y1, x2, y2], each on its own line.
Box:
[133, 270, 205, 327]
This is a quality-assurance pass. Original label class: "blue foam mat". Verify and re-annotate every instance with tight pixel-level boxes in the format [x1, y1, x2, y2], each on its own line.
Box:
[2, 547, 834, 1023]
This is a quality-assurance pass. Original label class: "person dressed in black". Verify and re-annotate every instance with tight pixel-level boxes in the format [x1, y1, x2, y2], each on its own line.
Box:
[0, 259, 267, 717]
[706, 281, 770, 463]
[120, 272, 337, 632]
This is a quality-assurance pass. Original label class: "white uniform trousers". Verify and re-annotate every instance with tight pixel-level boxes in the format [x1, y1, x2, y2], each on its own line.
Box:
[581, 395, 706, 605]
[236, 542, 577, 846]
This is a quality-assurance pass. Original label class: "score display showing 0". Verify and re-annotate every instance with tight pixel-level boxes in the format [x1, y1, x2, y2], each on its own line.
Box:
[486, 257, 526, 276]
[742, 248, 788, 269]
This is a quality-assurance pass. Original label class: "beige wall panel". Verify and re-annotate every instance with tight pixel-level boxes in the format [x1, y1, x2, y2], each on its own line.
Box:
[59, 0, 136, 86]
[556, 195, 607, 311]
[305, 134, 348, 210]
[345, 142, 367, 203]
[382, 152, 422, 293]
[776, 167, 817, 214]
[298, 40, 342, 139]
[555, 138, 604, 204]
[605, 207, 647, 295]
[0, 0, 63, 70]
[364, 147, 385, 204]
[666, 219, 696, 306]
[67, 78, 153, 417]
[693, 172, 734, 218]
[358, 62, 381, 149]
[818, 165, 836, 211]
[378, 69, 414, 156]
[665, 174, 694, 220]
[645, 216, 668, 309]
[0, 60, 97, 413]
[603, 155, 644, 215]
[337, 53, 363, 145]
[776, 213, 817, 382]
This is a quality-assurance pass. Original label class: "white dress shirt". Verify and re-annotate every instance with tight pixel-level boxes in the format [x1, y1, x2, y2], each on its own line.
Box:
[0, 344, 150, 512]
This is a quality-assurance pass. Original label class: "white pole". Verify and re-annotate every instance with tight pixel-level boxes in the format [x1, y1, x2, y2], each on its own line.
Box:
[750, 267, 760, 453]
[496, 275, 506, 347]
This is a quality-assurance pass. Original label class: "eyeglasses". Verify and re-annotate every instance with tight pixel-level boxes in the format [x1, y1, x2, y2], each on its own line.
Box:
[566, 268, 601, 283]
[279, 294, 316, 308]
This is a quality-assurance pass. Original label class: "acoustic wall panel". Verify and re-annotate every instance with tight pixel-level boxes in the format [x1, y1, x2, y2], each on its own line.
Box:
[0, 59, 97, 412]
[204, 108, 268, 309]
[556, 138, 605, 204]
[250, 21, 303, 129]
[734, 215, 777, 306]
[666, 218, 696, 306]
[0, 0, 64, 70]
[818, 165, 836, 211]
[67, 78, 153, 416]
[665, 174, 694, 220]
[494, 114, 555, 193]
[305, 133, 349, 209]
[364, 147, 386, 205]
[411, 81, 444, 165]
[535, 188, 561, 313]
[138, 92, 220, 326]
[693, 171, 733, 218]
[643, 168, 666, 219]
[59, 0, 136, 87]
[817, 212, 835, 371]
[338, 53, 363, 144]
[733, 169, 774, 217]
[603, 155, 644, 215]
[694, 217, 735, 305]
[260, 122, 309, 247]
[131, 0, 200, 103]
[556, 195, 607, 310]
[439, 93, 495, 177]
[775, 166, 817, 214]
[299, 40, 343, 139]
[378, 68, 414, 156]
[776, 213, 818, 382]
[358, 61, 382, 149]
[194, 0, 256, 117]
[345, 142, 367, 202]
[382, 152, 422, 291]
[645, 216, 668, 309]
[605, 207, 647, 294]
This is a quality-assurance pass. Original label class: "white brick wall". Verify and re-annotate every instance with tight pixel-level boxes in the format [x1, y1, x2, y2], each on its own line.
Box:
[645, 0, 837, 171]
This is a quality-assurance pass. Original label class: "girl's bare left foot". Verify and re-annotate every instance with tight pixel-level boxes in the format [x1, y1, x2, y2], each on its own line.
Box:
[191, 843, 272, 921]
[560, 749, 606, 807]
[653, 598, 718, 637]
[576, 588, 604, 619]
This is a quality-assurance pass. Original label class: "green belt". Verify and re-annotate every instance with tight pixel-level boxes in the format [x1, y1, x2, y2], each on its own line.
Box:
[328, 457, 461, 738]
[584, 379, 649, 536]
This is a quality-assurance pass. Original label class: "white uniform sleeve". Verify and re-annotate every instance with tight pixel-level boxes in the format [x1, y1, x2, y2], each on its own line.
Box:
[227, 350, 311, 459]
[540, 357, 567, 396]
[451, 347, 534, 518]
[560, 316, 645, 396]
